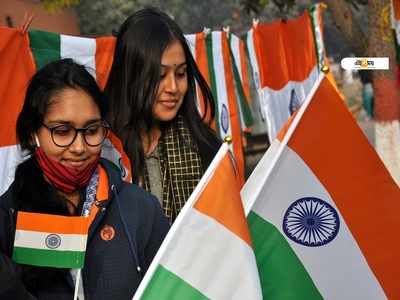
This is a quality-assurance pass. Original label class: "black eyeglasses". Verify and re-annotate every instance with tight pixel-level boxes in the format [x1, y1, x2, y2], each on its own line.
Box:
[41, 121, 110, 147]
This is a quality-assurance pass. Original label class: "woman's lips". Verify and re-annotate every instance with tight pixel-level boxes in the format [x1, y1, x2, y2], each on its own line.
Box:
[159, 100, 178, 109]
[62, 159, 88, 170]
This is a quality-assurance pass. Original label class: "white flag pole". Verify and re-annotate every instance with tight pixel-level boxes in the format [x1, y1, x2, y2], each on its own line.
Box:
[73, 269, 81, 300]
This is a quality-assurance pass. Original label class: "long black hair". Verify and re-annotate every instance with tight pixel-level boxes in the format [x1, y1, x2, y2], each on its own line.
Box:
[16, 58, 106, 154]
[104, 7, 220, 183]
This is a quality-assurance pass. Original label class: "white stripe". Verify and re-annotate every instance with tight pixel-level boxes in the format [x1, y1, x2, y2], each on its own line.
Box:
[184, 33, 202, 112]
[211, 32, 233, 149]
[245, 29, 268, 134]
[247, 141, 387, 299]
[0, 145, 25, 196]
[261, 65, 319, 140]
[101, 138, 129, 181]
[15, 230, 87, 252]
[160, 208, 262, 300]
[229, 33, 246, 130]
[185, 34, 196, 58]
[229, 34, 243, 82]
[241, 139, 281, 213]
[60, 35, 96, 78]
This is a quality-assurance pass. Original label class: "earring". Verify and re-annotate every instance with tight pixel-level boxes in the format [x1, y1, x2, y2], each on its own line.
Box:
[34, 134, 41, 147]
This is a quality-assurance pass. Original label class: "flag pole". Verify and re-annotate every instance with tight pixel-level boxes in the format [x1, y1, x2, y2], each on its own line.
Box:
[242, 73, 325, 215]
[73, 269, 81, 300]
[132, 142, 230, 300]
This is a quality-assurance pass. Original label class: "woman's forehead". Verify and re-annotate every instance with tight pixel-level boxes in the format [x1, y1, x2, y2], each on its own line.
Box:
[45, 88, 101, 124]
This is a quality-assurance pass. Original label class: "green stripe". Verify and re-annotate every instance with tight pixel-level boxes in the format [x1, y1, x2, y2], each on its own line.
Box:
[141, 265, 209, 300]
[248, 211, 323, 300]
[228, 33, 254, 128]
[13, 247, 85, 269]
[205, 33, 220, 132]
[28, 30, 60, 70]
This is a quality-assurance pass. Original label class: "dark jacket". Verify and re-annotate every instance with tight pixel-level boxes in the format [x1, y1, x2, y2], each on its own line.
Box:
[0, 158, 169, 300]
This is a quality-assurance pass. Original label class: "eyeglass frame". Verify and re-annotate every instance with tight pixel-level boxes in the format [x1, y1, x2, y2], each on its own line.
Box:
[40, 120, 110, 148]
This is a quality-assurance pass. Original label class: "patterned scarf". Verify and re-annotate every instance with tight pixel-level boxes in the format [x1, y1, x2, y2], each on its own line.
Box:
[144, 115, 203, 223]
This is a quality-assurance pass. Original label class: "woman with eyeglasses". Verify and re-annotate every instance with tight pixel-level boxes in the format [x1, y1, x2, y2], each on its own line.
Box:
[0, 59, 169, 299]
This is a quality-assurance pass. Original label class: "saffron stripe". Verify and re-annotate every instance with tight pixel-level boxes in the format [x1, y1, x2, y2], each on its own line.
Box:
[193, 152, 251, 246]
[16, 211, 89, 235]
[95, 36, 115, 90]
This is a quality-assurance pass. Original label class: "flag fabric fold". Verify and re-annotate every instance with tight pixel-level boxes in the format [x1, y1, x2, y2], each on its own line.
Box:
[241, 75, 400, 299]
[133, 143, 262, 300]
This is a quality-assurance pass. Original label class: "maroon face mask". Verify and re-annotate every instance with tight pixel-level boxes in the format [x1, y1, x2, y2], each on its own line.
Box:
[34, 147, 100, 193]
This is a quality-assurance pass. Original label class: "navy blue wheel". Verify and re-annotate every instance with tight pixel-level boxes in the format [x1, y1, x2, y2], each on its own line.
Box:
[282, 197, 340, 247]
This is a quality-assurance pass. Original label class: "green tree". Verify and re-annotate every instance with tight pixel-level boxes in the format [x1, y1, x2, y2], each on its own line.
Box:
[40, 0, 80, 12]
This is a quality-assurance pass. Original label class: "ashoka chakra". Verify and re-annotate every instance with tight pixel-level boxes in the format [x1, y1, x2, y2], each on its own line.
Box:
[45, 234, 62, 249]
[282, 197, 340, 247]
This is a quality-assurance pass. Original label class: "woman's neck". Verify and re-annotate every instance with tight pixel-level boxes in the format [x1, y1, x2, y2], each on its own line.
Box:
[62, 191, 81, 215]
[143, 126, 162, 156]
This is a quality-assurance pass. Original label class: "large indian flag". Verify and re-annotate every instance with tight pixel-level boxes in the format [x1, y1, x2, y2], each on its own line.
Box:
[133, 143, 262, 300]
[13, 211, 89, 269]
[241, 75, 400, 299]
[245, 11, 319, 140]
[0, 27, 130, 196]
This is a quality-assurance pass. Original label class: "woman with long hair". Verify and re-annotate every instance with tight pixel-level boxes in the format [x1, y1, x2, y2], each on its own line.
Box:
[105, 8, 221, 223]
[0, 59, 168, 299]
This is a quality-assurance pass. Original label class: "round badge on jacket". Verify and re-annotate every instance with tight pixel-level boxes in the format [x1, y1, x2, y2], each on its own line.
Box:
[100, 224, 115, 241]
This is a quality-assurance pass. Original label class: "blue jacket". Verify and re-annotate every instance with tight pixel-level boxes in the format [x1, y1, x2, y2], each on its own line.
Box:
[0, 158, 169, 299]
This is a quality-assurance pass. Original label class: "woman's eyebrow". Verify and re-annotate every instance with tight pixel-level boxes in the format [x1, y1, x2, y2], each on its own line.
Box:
[161, 62, 187, 68]
[46, 118, 102, 127]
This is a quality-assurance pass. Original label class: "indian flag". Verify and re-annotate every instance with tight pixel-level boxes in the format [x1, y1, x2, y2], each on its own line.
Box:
[186, 31, 246, 186]
[245, 11, 319, 141]
[0, 26, 130, 196]
[228, 31, 254, 133]
[241, 75, 400, 299]
[133, 143, 262, 300]
[13, 211, 90, 269]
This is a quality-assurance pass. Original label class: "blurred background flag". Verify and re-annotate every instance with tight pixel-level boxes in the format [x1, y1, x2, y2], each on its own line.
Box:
[245, 11, 320, 141]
